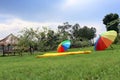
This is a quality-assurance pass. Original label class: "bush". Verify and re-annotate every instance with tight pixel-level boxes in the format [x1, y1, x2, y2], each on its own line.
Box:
[71, 40, 92, 48]
[113, 34, 120, 44]
[71, 41, 82, 48]
[81, 41, 91, 47]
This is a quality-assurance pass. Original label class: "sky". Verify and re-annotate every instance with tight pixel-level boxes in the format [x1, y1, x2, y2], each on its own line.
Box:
[0, 0, 120, 40]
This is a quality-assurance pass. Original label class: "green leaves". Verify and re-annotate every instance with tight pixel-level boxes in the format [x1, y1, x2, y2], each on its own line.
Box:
[17, 22, 97, 51]
[103, 13, 120, 33]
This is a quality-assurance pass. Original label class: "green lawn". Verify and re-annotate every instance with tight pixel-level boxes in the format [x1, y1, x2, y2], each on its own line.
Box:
[0, 45, 120, 80]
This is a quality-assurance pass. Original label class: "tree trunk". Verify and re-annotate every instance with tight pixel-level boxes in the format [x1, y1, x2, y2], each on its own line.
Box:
[29, 45, 34, 54]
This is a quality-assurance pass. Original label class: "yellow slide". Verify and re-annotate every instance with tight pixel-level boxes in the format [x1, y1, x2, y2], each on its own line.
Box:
[36, 51, 91, 58]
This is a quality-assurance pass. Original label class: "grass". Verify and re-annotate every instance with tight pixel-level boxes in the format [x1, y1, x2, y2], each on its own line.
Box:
[0, 45, 120, 80]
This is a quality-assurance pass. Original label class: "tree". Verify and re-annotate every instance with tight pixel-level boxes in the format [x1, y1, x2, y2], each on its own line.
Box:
[34, 27, 60, 51]
[18, 28, 37, 54]
[70, 24, 96, 47]
[18, 23, 97, 52]
[70, 23, 81, 40]
[103, 13, 120, 33]
[58, 22, 72, 40]
[79, 26, 96, 40]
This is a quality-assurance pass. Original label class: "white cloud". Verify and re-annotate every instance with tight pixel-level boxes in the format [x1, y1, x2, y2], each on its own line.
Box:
[0, 17, 106, 40]
[0, 18, 61, 39]
[0, 15, 106, 42]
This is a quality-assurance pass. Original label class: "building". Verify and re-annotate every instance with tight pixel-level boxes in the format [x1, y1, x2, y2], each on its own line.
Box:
[0, 34, 19, 56]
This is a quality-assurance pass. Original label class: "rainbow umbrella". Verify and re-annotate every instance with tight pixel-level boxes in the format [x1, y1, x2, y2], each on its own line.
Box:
[95, 30, 117, 51]
[57, 40, 71, 52]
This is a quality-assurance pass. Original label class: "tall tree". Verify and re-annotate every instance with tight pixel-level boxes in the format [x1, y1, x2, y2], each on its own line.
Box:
[79, 26, 96, 40]
[103, 13, 120, 33]
[71, 23, 81, 40]
[46, 30, 59, 50]
[70, 25, 96, 47]
[18, 28, 37, 54]
[35, 27, 60, 51]
[58, 22, 72, 40]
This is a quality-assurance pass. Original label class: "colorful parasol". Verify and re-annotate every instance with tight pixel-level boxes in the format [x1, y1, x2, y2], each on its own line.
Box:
[57, 40, 71, 52]
[95, 30, 117, 51]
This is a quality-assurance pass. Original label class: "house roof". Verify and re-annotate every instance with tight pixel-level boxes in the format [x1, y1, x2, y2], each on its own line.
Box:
[0, 33, 19, 46]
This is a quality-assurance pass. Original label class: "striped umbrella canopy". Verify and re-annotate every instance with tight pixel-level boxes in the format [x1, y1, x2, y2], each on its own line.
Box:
[95, 30, 117, 51]
[57, 40, 71, 52]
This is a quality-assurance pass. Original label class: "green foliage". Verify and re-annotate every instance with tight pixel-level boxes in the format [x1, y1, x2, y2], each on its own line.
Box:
[71, 39, 92, 48]
[0, 45, 120, 80]
[78, 26, 96, 40]
[58, 22, 96, 48]
[103, 13, 120, 44]
[103, 13, 120, 33]
[114, 35, 120, 44]
[71, 23, 81, 40]
[35, 27, 61, 51]
[70, 24, 96, 41]
[80, 40, 92, 47]
[71, 40, 82, 48]
[103, 13, 119, 25]
[37, 40, 47, 51]
[18, 28, 37, 48]
[70, 25, 96, 48]
[17, 22, 96, 51]
[58, 22, 72, 40]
